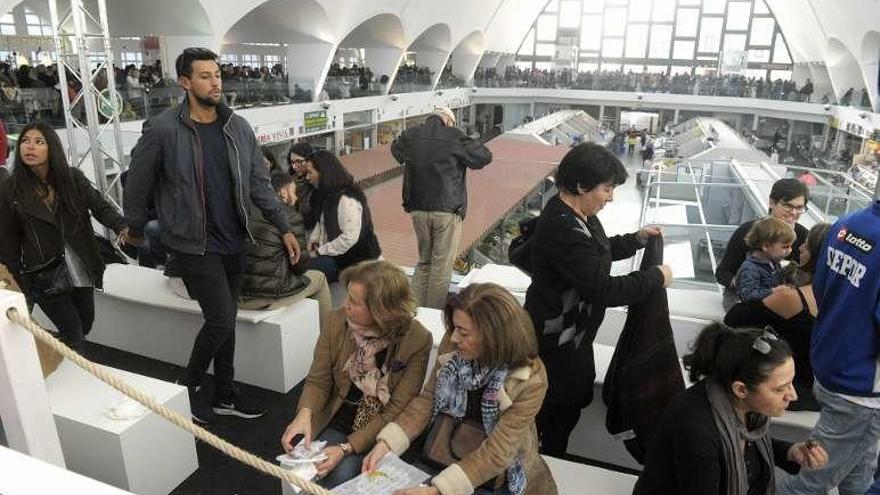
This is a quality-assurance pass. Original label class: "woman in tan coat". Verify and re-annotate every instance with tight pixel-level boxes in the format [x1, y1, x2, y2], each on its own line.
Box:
[280, 260, 432, 488]
[364, 283, 557, 495]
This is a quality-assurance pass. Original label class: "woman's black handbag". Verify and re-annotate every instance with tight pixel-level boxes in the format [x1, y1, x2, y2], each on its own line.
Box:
[19, 255, 72, 300]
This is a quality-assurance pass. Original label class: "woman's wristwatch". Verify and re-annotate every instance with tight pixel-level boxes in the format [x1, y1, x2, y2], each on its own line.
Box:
[338, 442, 353, 456]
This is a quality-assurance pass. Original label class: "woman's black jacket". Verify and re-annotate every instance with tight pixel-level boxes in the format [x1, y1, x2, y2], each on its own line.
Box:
[524, 194, 664, 407]
[0, 168, 125, 291]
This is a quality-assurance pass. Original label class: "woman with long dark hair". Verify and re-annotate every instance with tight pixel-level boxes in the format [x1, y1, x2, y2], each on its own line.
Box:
[0, 122, 128, 352]
[302, 150, 380, 282]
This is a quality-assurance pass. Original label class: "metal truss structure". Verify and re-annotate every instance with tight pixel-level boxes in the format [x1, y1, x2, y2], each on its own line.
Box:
[47, 0, 126, 228]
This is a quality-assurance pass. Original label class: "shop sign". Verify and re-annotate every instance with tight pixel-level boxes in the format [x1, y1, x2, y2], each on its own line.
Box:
[255, 126, 294, 144]
[304, 110, 329, 132]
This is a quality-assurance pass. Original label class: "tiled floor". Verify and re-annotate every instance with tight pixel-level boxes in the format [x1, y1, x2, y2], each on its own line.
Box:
[364, 136, 568, 267]
[339, 145, 400, 183]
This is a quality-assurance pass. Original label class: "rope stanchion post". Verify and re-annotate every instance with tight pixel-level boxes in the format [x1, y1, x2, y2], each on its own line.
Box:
[0, 289, 66, 467]
[4, 306, 334, 495]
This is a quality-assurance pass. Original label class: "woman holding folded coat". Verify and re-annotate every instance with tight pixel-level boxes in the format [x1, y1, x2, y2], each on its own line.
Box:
[524, 142, 673, 456]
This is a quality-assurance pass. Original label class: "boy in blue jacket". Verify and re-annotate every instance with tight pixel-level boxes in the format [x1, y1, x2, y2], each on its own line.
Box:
[734, 216, 794, 302]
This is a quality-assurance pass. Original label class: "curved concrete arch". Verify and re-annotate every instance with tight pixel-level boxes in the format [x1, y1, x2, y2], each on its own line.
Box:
[825, 37, 867, 105]
[860, 31, 880, 110]
[408, 23, 452, 52]
[222, 0, 333, 44]
[400, 23, 453, 90]
[330, 13, 407, 95]
[337, 12, 406, 49]
[448, 30, 485, 86]
[2, 0, 213, 36]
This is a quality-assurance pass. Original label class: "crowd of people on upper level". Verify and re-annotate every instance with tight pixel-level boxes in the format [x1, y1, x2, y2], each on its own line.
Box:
[474, 66, 873, 107]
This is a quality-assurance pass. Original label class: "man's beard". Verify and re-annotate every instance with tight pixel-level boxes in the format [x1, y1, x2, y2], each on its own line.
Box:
[192, 91, 219, 107]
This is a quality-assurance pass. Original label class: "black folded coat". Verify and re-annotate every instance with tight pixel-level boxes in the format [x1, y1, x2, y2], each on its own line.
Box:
[602, 234, 685, 464]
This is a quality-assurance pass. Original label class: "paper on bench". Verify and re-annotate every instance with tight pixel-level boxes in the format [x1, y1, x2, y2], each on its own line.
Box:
[333, 454, 430, 495]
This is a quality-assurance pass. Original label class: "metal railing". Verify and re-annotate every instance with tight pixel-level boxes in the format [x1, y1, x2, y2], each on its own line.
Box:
[635, 159, 874, 291]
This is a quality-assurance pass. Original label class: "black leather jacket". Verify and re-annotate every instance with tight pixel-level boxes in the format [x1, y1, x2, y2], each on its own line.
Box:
[0, 168, 125, 289]
[123, 99, 290, 255]
[391, 116, 492, 219]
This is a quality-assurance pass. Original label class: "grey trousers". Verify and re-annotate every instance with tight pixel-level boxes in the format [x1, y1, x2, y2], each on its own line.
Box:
[410, 210, 462, 309]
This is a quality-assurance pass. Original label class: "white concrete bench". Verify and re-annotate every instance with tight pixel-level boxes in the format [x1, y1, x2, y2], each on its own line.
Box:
[457, 264, 529, 305]
[543, 455, 637, 493]
[45, 361, 197, 495]
[87, 264, 320, 393]
[414, 307, 446, 384]
[0, 444, 136, 494]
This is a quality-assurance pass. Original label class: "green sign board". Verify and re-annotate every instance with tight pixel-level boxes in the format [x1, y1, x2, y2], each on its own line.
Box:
[304, 110, 329, 133]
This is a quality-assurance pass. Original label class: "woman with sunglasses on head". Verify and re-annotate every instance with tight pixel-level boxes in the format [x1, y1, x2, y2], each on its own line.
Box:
[716, 178, 811, 309]
[0, 122, 129, 353]
[633, 323, 828, 495]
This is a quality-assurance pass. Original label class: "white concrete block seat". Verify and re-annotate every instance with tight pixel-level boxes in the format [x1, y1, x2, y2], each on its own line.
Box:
[414, 307, 447, 380]
[543, 455, 637, 494]
[457, 264, 530, 305]
[0, 445, 135, 494]
[89, 264, 320, 393]
[45, 361, 197, 495]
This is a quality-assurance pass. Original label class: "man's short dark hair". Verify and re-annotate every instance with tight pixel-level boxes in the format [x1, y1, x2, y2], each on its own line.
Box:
[175, 47, 218, 79]
[769, 178, 809, 203]
[554, 142, 628, 194]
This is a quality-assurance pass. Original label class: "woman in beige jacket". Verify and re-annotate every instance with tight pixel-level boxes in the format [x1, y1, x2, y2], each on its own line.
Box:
[280, 260, 432, 488]
[364, 283, 557, 495]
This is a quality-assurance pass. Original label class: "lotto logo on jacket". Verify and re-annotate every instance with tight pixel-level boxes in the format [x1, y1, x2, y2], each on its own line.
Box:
[837, 226, 874, 254]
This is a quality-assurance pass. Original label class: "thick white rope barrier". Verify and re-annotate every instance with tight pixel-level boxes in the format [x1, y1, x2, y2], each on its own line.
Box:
[4, 306, 334, 495]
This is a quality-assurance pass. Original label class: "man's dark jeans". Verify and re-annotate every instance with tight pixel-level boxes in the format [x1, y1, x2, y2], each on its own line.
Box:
[171, 251, 245, 399]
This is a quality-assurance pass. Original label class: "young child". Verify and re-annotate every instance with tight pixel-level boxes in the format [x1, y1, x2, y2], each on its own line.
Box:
[734, 216, 795, 302]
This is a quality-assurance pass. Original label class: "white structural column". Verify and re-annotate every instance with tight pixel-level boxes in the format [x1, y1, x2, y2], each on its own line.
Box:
[478, 53, 501, 69]
[495, 53, 516, 72]
[452, 52, 482, 87]
[412, 50, 448, 89]
[286, 42, 336, 102]
[366, 47, 406, 95]
[0, 289, 65, 467]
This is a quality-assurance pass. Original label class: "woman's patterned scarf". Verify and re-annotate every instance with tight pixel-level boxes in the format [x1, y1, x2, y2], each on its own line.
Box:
[431, 352, 526, 495]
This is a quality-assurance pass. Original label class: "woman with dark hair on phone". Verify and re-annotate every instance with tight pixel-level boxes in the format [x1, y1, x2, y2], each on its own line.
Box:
[634, 323, 828, 494]
[0, 122, 129, 352]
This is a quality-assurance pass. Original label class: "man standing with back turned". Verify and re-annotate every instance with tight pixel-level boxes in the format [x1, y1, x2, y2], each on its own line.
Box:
[391, 107, 492, 308]
[124, 48, 300, 424]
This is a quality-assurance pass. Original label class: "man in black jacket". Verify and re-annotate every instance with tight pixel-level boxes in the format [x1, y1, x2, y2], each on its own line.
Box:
[124, 47, 300, 424]
[391, 107, 492, 308]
